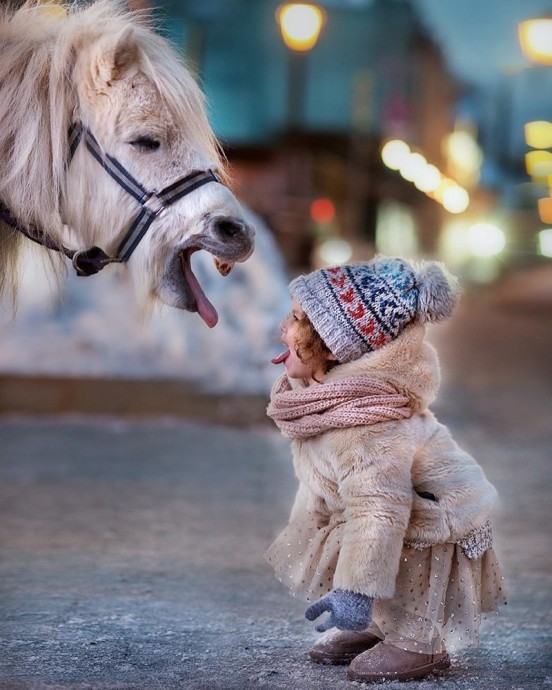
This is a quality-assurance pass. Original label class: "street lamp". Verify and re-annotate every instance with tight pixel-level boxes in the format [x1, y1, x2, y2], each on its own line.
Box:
[276, 3, 326, 52]
[518, 18, 552, 65]
[276, 3, 326, 130]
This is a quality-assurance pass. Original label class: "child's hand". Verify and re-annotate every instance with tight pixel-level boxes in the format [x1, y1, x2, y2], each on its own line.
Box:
[305, 589, 373, 632]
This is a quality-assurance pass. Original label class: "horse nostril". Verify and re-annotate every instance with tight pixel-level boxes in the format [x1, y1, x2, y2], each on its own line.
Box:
[214, 218, 244, 239]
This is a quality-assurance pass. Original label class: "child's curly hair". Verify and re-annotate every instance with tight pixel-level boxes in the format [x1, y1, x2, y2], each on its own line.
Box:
[294, 315, 336, 380]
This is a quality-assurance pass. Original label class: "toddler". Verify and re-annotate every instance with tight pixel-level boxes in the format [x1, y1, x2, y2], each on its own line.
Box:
[266, 256, 506, 683]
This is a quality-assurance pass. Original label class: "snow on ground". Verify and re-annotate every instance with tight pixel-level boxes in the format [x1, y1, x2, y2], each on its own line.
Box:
[0, 211, 291, 394]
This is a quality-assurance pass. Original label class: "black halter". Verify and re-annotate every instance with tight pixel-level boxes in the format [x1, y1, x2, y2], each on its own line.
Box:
[0, 122, 221, 277]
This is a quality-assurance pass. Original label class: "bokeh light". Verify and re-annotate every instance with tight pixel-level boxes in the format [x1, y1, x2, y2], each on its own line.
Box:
[381, 139, 411, 170]
[525, 150, 552, 178]
[537, 229, 552, 257]
[445, 130, 483, 181]
[399, 152, 427, 182]
[413, 164, 441, 193]
[467, 223, 506, 257]
[381, 140, 469, 213]
[538, 196, 552, 224]
[375, 201, 418, 257]
[442, 185, 470, 214]
[525, 121, 552, 150]
[310, 197, 336, 223]
[518, 18, 552, 65]
[317, 238, 353, 265]
[439, 219, 471, 265]
[277, 3, 326, 51]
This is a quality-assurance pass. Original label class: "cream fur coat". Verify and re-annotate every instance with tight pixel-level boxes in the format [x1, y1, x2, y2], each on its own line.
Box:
[267, 323, 497, 600]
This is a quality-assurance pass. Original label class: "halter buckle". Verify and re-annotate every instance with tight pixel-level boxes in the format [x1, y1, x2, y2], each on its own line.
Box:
[142, 192, 165, 216]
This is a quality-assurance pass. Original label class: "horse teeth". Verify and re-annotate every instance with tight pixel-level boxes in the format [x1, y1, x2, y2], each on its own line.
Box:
[214, 258, 234, 276]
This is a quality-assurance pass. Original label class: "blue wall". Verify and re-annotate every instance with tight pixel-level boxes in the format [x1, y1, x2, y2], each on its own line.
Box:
[157, 0, 426, 145]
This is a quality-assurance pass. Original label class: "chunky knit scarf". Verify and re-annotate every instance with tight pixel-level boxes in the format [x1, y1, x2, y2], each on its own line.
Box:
[267, 373, 413, 439]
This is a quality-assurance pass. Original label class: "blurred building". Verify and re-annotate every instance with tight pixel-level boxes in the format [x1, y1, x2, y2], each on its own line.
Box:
[152, 0, 459, 271]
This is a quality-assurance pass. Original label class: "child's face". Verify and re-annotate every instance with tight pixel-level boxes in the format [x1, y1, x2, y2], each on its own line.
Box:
[273, 299, 320, 380]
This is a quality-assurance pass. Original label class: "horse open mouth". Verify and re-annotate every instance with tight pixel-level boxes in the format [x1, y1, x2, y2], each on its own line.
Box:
[166, 219, 254, 322]
[180, 248, 236, 328]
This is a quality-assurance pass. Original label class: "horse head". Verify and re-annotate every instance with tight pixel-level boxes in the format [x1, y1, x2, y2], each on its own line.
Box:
[0, 1, 255, 326]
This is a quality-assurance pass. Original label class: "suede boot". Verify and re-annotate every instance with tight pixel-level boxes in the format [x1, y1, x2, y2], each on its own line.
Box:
[347, 642, 450, 682]
[308, 629, 381, 665]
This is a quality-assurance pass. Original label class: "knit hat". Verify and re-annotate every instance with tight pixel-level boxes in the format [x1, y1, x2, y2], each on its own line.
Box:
[289, 256, 459, 363]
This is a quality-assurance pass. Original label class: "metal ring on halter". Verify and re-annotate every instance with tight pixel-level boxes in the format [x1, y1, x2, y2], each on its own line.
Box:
[71, 249, 88, 275]
[71, 248, 115, 276]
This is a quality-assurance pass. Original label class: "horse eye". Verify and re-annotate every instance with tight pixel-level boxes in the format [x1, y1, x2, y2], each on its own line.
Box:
[129, 137, 160, 152]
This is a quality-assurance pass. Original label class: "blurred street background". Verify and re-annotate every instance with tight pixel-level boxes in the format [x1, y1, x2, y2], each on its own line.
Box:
[1, 0, 552, 688]
[2, 0, 552, 393]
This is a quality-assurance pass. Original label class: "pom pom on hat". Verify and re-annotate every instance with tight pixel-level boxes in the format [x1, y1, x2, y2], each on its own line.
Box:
[415, 260, 460, 323]
[290, 256, 459, 363]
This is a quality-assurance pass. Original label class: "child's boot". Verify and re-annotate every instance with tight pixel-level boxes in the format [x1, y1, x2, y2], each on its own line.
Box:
[347, 643, 450, 682]
[308, 629, 381, 665]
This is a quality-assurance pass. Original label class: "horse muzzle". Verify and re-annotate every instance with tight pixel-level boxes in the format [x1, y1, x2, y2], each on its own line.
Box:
[157, 214, 255, 323]
[205, 213, 256, 264]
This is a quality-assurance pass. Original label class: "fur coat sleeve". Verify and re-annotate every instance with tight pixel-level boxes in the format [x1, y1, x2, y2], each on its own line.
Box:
[329, 422, 417, 598]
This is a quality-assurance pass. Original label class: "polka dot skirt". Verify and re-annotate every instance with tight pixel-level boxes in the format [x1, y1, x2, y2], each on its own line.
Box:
[265, 517, 507, 654]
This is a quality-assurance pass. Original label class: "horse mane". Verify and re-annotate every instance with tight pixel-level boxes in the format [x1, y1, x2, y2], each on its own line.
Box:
[0, 0, 223, 303]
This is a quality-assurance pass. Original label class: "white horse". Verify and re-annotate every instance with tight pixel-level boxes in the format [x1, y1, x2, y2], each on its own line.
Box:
[0, 0, 255, 327]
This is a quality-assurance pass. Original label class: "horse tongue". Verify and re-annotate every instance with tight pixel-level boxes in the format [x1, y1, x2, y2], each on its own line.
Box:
[181, 253, 218, 328]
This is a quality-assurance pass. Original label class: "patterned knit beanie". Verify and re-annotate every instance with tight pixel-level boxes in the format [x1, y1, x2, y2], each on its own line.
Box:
[289, 256, 459, 363]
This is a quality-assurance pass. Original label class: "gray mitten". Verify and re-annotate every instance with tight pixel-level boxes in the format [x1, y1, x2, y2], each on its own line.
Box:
[305, 588, 373, 632]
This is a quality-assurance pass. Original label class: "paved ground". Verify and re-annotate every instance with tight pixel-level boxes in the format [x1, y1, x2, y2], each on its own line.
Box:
[0, 270, 551, 689]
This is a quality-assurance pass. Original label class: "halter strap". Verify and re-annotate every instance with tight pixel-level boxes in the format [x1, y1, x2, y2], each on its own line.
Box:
[1, 122, 221, 277]
[75, 125, 150, 204]
[0, 200, 74, 258]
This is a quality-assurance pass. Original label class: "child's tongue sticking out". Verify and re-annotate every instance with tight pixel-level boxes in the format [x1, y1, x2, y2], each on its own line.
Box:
[271, 350, 289, 365]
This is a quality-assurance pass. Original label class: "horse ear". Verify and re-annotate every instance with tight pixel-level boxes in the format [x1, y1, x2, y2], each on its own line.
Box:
[92, 26, 139, 88]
